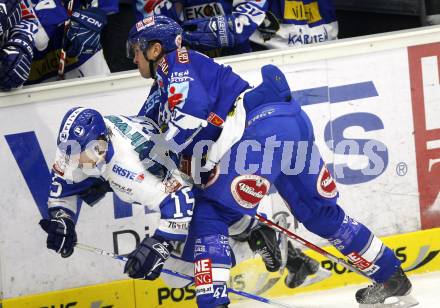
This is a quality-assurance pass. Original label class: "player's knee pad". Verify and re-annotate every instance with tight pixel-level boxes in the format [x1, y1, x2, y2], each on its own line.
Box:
[327, 214, 401, 283]
[194, 234, 231, 307]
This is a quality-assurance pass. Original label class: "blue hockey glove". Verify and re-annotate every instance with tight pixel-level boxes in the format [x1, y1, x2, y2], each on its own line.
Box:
[182, 15, 236, 51]
[0, 19, 36, 90]
[0, 0, 21, 36]
[124, 236, 172, 280]
[65, 7, 107, 58]
[39, 209, 77, 258]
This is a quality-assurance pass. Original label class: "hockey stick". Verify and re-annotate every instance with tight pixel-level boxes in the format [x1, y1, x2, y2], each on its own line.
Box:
[75, 243, 295, 308]
[57, 0, 75, 80]
[255, 214, 373, 281]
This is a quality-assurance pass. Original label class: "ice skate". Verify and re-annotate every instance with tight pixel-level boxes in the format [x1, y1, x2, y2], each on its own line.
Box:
[248, 224, 282, 272]
[284, 241, 330, 288]
[356, 267, 418, 307]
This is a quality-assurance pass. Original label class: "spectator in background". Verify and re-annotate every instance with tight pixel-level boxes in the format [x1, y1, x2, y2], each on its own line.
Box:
[250, 0, 338, 49]
[24, 0, 118, 85]
[0, 0, 38, 91]
[152, 0, 268, 57]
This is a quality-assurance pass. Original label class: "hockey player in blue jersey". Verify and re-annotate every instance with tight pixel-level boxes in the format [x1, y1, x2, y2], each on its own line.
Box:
[127, 15, 416, 308]
[24, 0, 118, 84]
[0, 0, 38, 90]
[38, 107, 300, 288]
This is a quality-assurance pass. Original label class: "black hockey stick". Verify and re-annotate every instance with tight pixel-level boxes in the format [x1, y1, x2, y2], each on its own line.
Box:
[75, 242, 296, 308]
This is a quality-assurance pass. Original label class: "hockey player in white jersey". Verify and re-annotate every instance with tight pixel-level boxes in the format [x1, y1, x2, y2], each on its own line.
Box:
[38, 107, 321, 289]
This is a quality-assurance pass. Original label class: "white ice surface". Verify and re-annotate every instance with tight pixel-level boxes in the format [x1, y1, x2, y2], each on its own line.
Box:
[231, 271, 440, 308]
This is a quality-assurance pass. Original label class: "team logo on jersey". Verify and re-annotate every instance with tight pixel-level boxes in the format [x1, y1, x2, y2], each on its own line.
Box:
[184, 2, 225, 20]
[231, 174, 270, 209]
[167, 82, 189, 111]
[317, 164, 337, 198]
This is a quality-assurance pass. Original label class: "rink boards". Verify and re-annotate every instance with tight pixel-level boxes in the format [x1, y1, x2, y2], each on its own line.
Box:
[0, 26, 440, 304]
[2, 227, 440, 307]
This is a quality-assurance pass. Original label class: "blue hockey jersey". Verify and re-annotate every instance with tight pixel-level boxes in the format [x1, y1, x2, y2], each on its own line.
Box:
[25, 0, 118, 84]
[138, 47, 250, 157]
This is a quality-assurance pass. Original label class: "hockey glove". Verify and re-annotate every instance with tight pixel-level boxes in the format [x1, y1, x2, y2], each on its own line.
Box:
[78, 180, 113, 206]
[0, 0, 21, 36]
[0, 19, 37, 90]
[65, 7, 107, 58]
[124, 236, 172, 280]
[182, 15, 236, 51]
[39, 209, 77, 258]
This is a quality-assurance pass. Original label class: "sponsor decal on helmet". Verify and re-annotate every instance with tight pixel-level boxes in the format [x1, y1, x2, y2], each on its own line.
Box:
[231, 174, 270, 209]
[73, 125, 85, 137]
[59, 108, 86, 142]
[136, 16, 155, 31]
[317, 164, 337, 198]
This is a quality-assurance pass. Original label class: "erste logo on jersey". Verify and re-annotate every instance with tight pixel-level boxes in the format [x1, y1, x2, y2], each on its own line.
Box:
[317, 165, 337, 198]
[231, 174, 270, 209]
[184, 2, 225, 20]
[112, 163, 144, 183]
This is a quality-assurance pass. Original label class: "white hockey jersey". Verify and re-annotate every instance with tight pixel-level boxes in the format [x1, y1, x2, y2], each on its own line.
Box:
[48, 115, 194, 241]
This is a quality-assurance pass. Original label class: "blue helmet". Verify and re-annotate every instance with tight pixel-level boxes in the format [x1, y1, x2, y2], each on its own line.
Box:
[57, 107, 107, 154]
[126, 15, 183, 58]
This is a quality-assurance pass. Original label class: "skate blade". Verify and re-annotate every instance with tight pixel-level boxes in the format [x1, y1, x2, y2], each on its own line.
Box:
[300, 267, 332, 287]
[359, 295, 419, 308]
